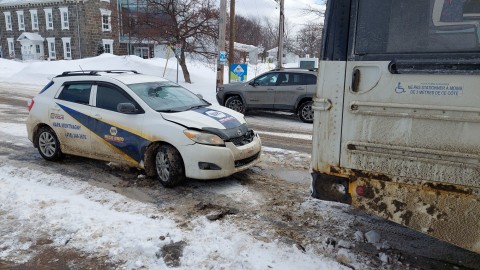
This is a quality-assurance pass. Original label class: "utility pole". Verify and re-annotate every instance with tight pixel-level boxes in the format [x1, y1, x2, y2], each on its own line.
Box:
[277, 0, 284, 69]
[228, 0, 235, 83]
[216, 0, 227, 89]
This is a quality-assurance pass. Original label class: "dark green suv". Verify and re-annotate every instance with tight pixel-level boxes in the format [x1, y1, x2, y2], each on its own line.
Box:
[216, 68, 317, 123]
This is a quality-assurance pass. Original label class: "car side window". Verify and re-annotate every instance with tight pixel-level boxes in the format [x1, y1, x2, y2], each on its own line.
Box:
[255, 73, 279, 86]
[286, 73, 305, 85]
[57, 83, 92, 105]
[305, 74, 317, 85]
[96, 84, 138, 112]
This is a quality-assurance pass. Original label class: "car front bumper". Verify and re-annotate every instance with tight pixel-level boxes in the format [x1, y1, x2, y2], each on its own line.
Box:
[180, 134, 262, 179]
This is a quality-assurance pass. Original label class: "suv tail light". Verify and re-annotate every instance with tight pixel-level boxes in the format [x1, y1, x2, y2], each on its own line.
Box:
[27, 99, 35, 111]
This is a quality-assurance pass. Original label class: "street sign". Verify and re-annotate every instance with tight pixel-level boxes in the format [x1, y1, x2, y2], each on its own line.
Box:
[175, 44, 181, 57]
[219, 51, 227, 65]
[229, 64, 248, 83]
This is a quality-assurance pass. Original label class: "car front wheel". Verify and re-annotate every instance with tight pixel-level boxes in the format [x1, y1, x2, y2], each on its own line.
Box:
[225, 96, 246, 114]
[298, 101, 314, 123]
[155, 145, 186, 187]
[36, 127, 63, 161]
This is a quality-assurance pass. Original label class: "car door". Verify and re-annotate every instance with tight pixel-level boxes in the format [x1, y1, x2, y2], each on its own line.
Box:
[273, 72, 307, 110]
[51, 82, 93, 156]
[243, 72, 277, 109]
[90, 82, 147, 166]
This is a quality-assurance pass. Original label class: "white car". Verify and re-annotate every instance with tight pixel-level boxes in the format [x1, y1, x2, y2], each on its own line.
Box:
[26, 70, 262, 187]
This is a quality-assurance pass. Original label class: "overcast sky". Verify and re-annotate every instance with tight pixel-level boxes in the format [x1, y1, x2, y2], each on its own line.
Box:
[234, 0, 325, 31]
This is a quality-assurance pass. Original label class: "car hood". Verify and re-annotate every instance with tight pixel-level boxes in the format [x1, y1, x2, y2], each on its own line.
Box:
[161, 104, 246, 130]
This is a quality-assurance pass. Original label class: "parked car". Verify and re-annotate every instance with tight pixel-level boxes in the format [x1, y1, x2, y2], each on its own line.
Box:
[26, 70, 262, 187]
[216, 68, 317, 123]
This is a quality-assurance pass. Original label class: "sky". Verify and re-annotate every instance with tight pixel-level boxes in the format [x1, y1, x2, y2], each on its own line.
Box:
[231, 0, 325, 32]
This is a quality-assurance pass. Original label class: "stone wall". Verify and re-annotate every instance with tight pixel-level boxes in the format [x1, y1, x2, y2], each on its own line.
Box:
[0, 0, 126, 60]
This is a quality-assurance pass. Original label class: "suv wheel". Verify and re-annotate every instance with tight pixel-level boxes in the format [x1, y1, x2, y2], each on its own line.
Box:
[225, 96, 246, 114]
[298, 101, 314, 123]
[155, 144, 186, 187]
[36, 127, 63, 161]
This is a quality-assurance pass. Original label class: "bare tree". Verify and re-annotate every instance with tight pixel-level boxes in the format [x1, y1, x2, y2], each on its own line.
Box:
[133, 0, 218, 83]
[301, 3, 326, 19]
[295, 24, 323, 57]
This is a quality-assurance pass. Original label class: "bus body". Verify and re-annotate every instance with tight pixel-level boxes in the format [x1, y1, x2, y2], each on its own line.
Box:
[312, 0, 480, 253]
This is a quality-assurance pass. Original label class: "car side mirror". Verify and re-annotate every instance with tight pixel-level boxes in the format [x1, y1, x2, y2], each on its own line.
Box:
[249, 81, 257, 87]
[117, 103, 138, 114]
[196, 93, 204, 100]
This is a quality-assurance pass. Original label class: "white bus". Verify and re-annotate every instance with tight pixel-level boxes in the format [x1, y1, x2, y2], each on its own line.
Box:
[311, 0, 480, 253]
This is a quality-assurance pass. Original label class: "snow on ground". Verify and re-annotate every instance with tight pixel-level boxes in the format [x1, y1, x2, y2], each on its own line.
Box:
[256, 130, 312, 141]
[0, 54, 275, 106]
[0, 122, 344, 269]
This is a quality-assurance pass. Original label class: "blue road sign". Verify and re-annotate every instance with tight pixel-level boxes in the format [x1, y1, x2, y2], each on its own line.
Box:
[230, 64, 248, 82]
[219, 51, 227, 65]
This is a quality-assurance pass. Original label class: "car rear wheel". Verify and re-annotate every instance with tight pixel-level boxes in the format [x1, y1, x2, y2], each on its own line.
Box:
[225, 96, 246, 114]
[155, 145, 186, 187]
[36, 127, 63, 161]
[298, 101, 314, 123]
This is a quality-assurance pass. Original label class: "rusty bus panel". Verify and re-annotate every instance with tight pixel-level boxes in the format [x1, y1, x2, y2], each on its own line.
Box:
[349, 176, 480, 254]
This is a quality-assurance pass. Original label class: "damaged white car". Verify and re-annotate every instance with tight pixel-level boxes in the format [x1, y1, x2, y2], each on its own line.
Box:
[26, 70, 261, 186]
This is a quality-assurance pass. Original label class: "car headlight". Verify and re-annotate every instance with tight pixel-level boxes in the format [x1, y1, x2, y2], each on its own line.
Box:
[183, 130, 225, 146]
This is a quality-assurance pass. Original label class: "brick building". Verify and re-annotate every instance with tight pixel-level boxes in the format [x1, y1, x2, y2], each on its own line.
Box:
[0, 0, 127, 60]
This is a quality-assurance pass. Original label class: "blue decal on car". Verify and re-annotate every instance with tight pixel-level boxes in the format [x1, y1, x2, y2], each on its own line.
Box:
[56, 103, 150, 163]
[192, 107, 241, 128]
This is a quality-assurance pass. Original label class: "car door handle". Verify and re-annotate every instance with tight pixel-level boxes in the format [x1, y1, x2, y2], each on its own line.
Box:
[267, 88, 275, 91]
[296, 87, 305, 90]
[94, 114, 102, 120]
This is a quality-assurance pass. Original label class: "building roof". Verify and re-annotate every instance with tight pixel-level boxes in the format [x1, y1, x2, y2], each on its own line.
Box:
[17, 32, 44, 42]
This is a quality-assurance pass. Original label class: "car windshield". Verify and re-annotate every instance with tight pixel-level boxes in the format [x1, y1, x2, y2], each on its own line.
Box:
[128, 82, 209, 112]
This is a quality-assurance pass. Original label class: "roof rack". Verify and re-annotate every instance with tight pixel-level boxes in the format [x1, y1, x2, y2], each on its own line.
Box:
[55, 70, 140, 77]
[270, 67, 318, 72]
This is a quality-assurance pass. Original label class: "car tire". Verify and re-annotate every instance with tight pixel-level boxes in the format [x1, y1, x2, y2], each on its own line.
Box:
[36, 126, 63, 161]
[225, 96, 246, 114]
[154, 144, 186, 187]
[298, 101, 314, 123]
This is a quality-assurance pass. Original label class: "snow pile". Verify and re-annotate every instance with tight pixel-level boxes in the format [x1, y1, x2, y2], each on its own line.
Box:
[0, 54, 279, 105]
[0, 165, 183, 268]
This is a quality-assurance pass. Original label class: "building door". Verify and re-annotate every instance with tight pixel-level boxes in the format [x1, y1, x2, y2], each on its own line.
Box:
[20, 41, 34, 60]
[134, 47, 149, 59]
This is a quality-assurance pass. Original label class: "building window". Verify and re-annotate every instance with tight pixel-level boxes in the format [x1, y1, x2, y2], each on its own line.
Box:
[30, 9, 38, 30]
[47, 37, 56, 59]
[99, 9, 111, 32]
[102, 39, 113, 54]
[16, 11, 25, 30]
[62, 37, 72, 59]
[44, 8, 53, 30]
[59, 7, 69, 30]
[4, 12, 12, 31]
[7, 37, 14, 57]
[36, 44, 40, 54]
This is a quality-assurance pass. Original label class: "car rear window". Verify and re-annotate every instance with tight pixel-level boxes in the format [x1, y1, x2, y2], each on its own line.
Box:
[57, 83, 92, 105]
[305, 74, 317, 85]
